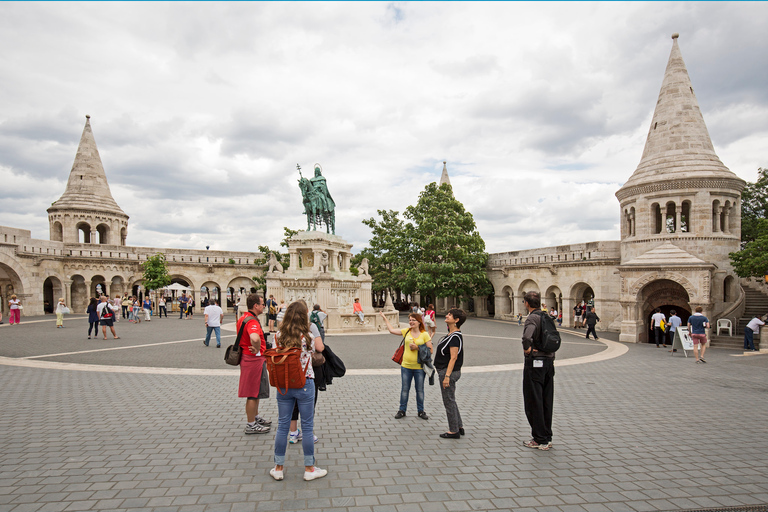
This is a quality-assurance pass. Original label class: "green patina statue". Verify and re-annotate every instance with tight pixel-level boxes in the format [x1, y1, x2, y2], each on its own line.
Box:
[297, 163, 336, 235]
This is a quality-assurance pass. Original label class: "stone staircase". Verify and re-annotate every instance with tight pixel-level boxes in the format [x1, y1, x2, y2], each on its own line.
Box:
[710, 287, 768, 350]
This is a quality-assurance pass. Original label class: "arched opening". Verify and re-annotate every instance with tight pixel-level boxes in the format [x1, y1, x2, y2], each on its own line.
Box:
[77, 222, 91, 243]
[545, 286, 562, 317]
[227, 278, 256, 311]
[201, 282, 221, 308]
[486, 293, 495, 317]
[499, 285, 514, 317]
[0, 263, 24, 317]
[681, 201, 691, 233]
[97, 224, 110, 245]
[638, 279, 691, 344]
[120, 227, 127, 246]
[723, 275, 734, 303]
[91, 275, 107, 298]
[43, 276, 63, 314]
[52, 221, 63, 242]
[652, 203, 662, 234]
[665, 202, 676, 233]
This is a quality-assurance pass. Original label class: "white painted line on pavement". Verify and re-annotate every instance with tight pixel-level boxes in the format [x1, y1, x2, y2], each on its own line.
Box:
[22, 335, 236, 360]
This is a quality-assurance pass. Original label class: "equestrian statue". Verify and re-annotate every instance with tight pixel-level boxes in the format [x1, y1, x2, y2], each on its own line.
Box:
[297, 163, 336, 235]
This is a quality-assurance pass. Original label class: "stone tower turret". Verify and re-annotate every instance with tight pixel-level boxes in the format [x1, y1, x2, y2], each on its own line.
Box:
[615, 34, 745, 264]
[47, 116, 129, 245]
[439, 161, 451, 187]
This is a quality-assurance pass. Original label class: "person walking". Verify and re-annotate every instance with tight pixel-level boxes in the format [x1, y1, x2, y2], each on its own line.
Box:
[380, 310, 433, 420]
[423, 304, 437, 338]
[97, 296, 119, 340]
[143, 296, 152, 321]
[584, 306, 600, 340]
[8, 294, 21, 325]
[203, 298, 224, 348]
[178, 292, 189, 320]
[667, 310, 682, 352]
[651, 308, 667, 347]
[270, 301, 327, 482]
[86, 297, 99, 339]
[158, 296, 167, 318]
[238, 294, 272, 434]
[266, 294, 278, 333]
[113, 295, 122, 322]
[131, 296, 142, 324]
[521, 291, 555, 451]
[435, 308, 466, 439]
[687, 306, 710, 363]
[744, 316, 765, 352]
[309, 304, 327, 343]
[55, 298, 67, 328]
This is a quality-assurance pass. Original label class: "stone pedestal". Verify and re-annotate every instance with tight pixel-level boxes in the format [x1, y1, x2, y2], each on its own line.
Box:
[265, 231, 398, 334]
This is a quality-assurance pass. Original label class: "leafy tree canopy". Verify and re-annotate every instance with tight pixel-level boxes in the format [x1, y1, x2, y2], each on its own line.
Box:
[141, 253, 172, 291]
[360, 182, 491, 301]
[730, 168, 768, 278]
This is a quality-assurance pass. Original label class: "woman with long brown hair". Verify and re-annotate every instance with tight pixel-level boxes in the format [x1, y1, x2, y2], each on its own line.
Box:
[380, 311, 433, 420]
[270, 301, 327, 482]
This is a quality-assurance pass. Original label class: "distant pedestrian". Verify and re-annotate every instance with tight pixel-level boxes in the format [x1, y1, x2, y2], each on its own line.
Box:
[310, 304, 327, 343]
[187, 297, 195, 319]
[744, 316, 765, 352]
[435, 308, 466, 439]
[517, 313, 523, 326]
[266, 294, 278, 333]
[86, 297, 99, 339]
[423, 304, 437, 338]
[204, 298, 224, 347]
[380, 310, 432, 420]
[521, 291, 555, 451]
[158, 296, 167, 318]
[178, 292, 189, 319]
[122, 293, 129, 318]
[143, 297, 152, 321]
[276, 300, 287, 327]
[584, 307, 600, 340]
[55, 298, 67, 328]
[651, 308, 667, 348]
[113, 295, 122, 321]
[687, 306, 710, 363]
[8, 294, 21, 325]
[131, 297, 142, 323]
[667, 310, 682, 352]
[97, 296, 119, 340]
[573, 303, 583, 329]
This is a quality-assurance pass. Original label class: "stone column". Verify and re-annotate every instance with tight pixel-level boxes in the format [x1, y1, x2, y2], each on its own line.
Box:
[630, 211, 636, 236]
[90, 229, 98, 244]
[675, 209, 682, 233]
[64, 280, 73, 312]
[494, 294, 508, 319]
[723, 206, 731, 234]
[289, 250, 299, 271]
[562, 297, 575, 328]
[326, 249, 336, 271]
[342, 252, 351, 272]
[473, 295, 488, 317]
[713, 206, 722, 232]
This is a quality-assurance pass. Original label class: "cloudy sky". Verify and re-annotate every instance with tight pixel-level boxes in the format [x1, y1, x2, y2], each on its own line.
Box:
[1, 2, 766, 255]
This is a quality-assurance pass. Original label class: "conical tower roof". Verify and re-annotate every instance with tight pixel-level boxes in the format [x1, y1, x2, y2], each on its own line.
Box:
[439, 161, 451, 187]
[617, 34, 742, 197]
[48, 116, 127, 218]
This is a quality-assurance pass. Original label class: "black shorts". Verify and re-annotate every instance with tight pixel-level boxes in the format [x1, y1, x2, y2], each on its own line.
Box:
[99, 318, 114, 327]
[267, 314, 277, 321]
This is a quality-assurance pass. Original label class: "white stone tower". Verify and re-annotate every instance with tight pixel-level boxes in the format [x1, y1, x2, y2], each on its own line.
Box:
[439, 161, 451, 187]
[47, 116, 129, 245]
[615, 34, 746, 343]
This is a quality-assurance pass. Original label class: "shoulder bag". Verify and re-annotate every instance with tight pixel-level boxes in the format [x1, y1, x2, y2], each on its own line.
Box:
[391, 334, 406, 365]
[225, 313, 257, 366]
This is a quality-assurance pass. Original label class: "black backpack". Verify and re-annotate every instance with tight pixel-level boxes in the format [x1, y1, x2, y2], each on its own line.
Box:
[310, 310, 323, 330]
[533, 310, 561, 353]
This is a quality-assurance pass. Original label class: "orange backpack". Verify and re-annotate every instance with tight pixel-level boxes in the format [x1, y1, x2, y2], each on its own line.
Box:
[263, 345, 310, 394]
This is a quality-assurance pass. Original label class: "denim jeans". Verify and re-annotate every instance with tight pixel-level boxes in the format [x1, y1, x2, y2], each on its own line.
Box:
[744, 327, 756, 350]
[274, 379, 315, 466]
[205, 326, 221, 346]
[399, 367, 425, 413]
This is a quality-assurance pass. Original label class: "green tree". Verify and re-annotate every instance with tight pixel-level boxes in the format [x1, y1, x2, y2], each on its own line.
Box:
[360, 183, 491, 304]
[141, 253, 172, 292]
[403, 182, 491, 302]
[730, 168, 768, 278]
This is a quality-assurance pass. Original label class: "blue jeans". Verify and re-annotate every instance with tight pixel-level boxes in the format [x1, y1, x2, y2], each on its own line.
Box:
[399, 367, 425, 413]
[205, 326, 221, 346]
[274, 379, 315, 466]
[744, 327, 756, 350]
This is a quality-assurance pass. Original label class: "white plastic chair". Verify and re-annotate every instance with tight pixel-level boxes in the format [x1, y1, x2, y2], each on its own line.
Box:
[716, 318, 732, 336]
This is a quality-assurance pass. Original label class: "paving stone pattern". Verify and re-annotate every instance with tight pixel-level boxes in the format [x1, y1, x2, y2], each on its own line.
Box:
[1, 318, 767, 511]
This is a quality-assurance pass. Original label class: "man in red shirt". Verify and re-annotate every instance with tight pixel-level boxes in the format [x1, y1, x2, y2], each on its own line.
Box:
[238, 294, 272, 434]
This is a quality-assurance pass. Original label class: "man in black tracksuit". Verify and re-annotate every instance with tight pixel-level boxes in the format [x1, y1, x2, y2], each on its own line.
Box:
[521, 291, 555, 451]
[584, 306, 600, 340]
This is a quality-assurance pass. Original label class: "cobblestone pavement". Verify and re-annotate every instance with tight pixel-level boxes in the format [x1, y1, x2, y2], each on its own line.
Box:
[1, 315, 767, 511]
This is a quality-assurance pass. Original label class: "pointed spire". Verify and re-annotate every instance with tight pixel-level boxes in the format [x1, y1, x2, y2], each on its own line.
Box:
[619, 33, 739, 191]
[439, 161, 451, 187]
[48, 116, 127, 217]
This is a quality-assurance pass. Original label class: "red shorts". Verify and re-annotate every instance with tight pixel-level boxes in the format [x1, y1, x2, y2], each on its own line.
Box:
[691, 334, 707, 345]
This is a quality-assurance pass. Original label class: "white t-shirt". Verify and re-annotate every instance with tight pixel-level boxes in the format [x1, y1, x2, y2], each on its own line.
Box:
[204, 305, 224, 327]
[651, 312, 666, 328]
[9, 299, 20, 309]
[747, 317, 765, 333]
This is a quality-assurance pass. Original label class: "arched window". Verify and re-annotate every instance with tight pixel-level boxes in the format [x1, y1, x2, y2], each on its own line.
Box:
[76, 222, 91, 243]
[120, 227, 127, 246]
[665, 202, 676, 233]
[97, 224, 109, 245]
[52, 221, 63, 242]
[723, 275, 734, 303]
[681, 201, 691, 233]
[652, 203, 662, 234]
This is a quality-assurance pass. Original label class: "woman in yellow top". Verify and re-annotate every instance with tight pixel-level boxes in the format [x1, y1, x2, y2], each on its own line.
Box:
[381, 311, 433, 420]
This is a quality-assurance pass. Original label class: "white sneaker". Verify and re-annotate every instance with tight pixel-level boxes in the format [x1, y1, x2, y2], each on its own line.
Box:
[269, 467, 284, 481]
[303, 467, 328, 481]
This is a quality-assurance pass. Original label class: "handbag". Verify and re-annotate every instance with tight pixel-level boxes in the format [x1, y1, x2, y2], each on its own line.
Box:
[391, 335, 406, 365]
[312, 351, 326, 367]
[62, 307, 70, 315]
[224, 313, 258, 366]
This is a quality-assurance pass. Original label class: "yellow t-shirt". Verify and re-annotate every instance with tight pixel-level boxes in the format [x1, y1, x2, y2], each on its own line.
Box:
[401, 328, 431, 369]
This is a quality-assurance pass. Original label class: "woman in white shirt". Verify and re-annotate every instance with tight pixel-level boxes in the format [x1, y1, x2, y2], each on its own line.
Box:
[55, 298, 67, 328]
[8, 294, 21, 325]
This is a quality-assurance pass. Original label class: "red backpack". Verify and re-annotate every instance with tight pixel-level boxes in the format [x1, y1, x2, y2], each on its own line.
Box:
[263, 341, 309, 394]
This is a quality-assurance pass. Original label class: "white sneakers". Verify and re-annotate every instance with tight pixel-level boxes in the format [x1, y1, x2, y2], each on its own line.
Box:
[270, 466, 328, 481]
[303, 467, 328, 481]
